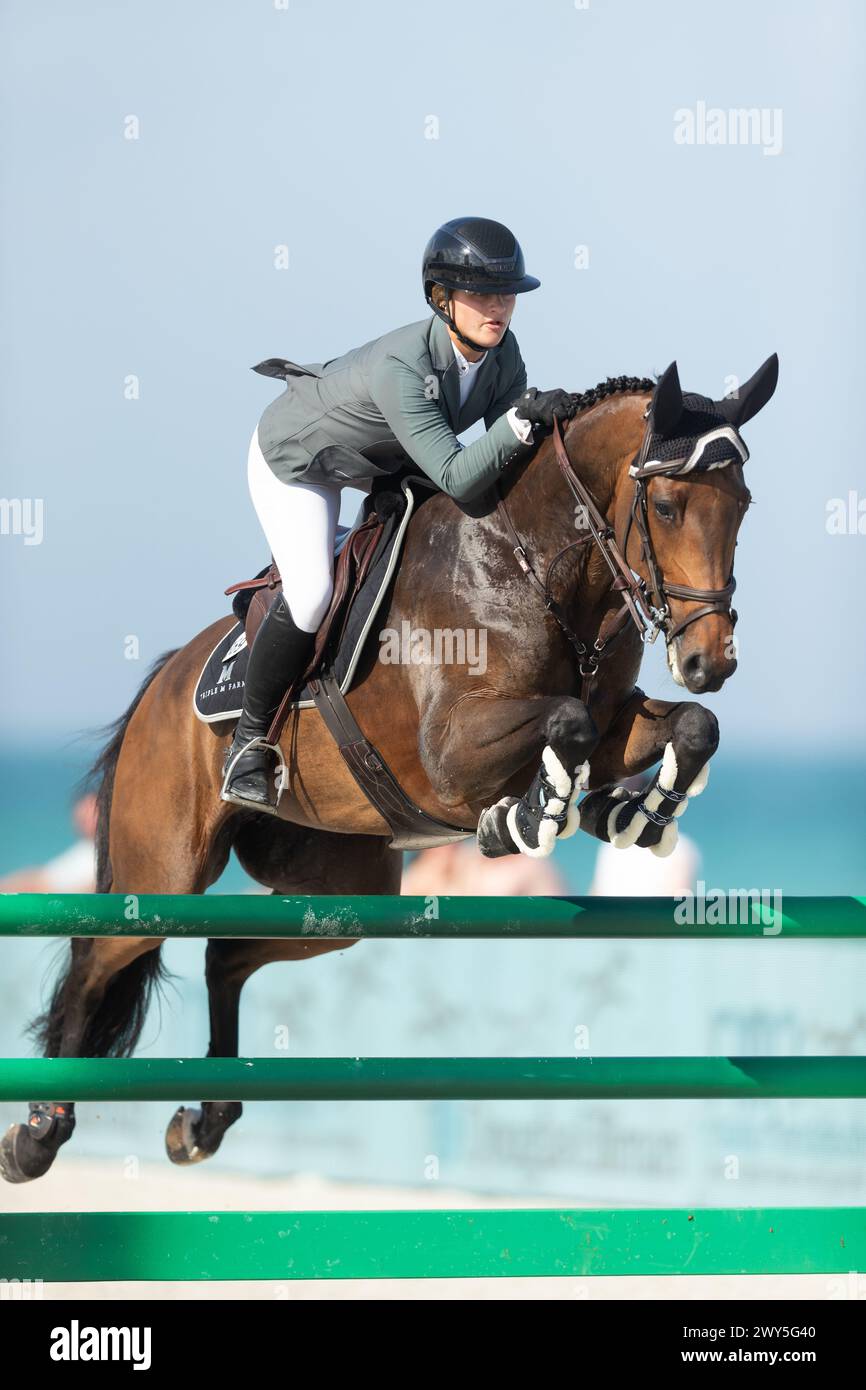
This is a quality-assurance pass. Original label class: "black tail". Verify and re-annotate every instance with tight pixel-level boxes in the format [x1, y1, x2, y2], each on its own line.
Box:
[27, 650, 180, 1059]
[26, 936, 176, 1059]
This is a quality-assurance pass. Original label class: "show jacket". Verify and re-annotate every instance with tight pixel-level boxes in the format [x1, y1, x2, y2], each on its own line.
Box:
[254, 314, 532, 503]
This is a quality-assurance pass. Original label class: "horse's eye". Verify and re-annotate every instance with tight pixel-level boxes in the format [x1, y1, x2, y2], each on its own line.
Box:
[654, 501, 675, 521]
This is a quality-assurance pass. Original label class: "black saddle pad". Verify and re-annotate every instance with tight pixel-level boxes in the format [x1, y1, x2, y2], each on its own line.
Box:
[194, 477, 428, 723]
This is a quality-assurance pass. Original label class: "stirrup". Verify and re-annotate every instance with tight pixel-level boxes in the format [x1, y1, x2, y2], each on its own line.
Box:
[219, 736, 288, 816]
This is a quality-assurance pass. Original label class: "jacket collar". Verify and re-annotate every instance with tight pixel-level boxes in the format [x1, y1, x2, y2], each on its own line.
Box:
[427, 314, 503, 430]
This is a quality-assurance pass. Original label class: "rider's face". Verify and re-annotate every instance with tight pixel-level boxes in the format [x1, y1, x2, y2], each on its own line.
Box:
[447, 290, 516, 357]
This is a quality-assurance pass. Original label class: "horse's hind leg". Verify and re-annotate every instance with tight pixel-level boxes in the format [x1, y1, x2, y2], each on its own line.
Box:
[165, 821, 401, 1166]
[0, 933, 170, 1183]
[165, 918, 339, 1166]
[1, 672, 234, 1184]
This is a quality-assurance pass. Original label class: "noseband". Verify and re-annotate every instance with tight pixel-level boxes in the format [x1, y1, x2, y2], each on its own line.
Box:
[496, 405, 741, 700]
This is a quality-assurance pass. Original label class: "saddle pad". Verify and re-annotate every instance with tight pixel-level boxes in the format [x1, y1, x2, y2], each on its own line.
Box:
[193, 478, 419, 723]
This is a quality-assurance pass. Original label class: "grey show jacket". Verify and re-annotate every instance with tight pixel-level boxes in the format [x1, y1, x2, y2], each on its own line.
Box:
[254, 313, 533, 503]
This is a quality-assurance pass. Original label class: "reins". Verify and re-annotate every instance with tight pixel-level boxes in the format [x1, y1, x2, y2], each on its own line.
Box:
[495, 404, 739, 701]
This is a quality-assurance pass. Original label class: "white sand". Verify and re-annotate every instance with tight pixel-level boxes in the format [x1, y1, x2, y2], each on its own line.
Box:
[0, 1158, 835, 1300]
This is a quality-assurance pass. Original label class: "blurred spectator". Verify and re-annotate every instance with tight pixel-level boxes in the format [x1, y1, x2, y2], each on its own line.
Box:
[0, 793, 97, 892]
[402, 838, 566, 895]
[585, 774, 701, 895]
[590, 830, 700, 896]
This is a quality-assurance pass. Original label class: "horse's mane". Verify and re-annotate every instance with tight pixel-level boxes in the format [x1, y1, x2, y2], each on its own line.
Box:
[565, 375, 655, 415]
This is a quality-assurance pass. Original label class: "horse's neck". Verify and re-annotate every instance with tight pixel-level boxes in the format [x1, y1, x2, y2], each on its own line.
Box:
[500, 394, 646, 607]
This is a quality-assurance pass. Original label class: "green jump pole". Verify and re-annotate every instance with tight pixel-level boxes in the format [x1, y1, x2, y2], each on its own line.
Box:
[0, 893, 864, 938]
[0, 1207, 864, 1281]
[1, 1056, 865, 1101]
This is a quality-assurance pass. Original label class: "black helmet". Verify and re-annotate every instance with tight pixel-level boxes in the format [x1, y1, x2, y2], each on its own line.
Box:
[423, 217, 540, 352]
[423, 217, 540, 300]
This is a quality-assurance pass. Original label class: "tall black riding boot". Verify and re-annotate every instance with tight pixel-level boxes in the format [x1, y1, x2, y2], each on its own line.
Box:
[220, 593, 315, 814]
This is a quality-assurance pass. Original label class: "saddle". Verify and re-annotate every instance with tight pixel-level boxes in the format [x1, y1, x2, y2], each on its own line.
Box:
[223, 503, 392, 740]
[213, 469, 469, 850]
[227, 515, 383, 667]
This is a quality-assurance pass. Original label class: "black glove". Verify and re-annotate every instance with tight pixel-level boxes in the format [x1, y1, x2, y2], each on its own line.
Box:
[514, 387, 576, 433]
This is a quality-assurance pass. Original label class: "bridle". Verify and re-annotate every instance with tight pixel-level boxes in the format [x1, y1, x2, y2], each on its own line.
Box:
[496, 404, 744, 701]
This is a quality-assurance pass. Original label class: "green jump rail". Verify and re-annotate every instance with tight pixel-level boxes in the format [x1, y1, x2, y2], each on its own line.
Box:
[1, 893, 865, 1284]
[2, 1208, 865, 1282]
[1, 1055, 865, 1102]
[0, 892, 864, 937]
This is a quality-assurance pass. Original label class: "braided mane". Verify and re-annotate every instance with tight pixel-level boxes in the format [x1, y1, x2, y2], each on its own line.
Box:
[566, 375, 655, 415]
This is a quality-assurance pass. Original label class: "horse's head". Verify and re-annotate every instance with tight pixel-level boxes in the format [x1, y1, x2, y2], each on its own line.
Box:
[621, 354, 778, 694]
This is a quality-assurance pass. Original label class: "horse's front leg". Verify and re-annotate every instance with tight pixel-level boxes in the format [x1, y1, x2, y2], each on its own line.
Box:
[578, 689, 719, 857]
[419, 692, 598, 859]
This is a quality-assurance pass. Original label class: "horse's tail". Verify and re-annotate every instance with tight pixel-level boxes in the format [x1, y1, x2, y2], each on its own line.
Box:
[25, 650, 180, 1060]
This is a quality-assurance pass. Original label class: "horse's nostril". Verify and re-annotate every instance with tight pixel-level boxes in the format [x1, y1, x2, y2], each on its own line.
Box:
[682, 652, 707, 687]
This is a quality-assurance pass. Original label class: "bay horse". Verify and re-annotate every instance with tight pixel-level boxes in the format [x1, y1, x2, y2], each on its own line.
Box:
[1, 355, 778, 1182]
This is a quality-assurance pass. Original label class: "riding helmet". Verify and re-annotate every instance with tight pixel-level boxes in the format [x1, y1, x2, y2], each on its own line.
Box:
[422, 217, 541, 303]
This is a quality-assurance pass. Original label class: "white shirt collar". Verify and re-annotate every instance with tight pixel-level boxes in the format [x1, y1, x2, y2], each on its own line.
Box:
[451, 339, 487, 376]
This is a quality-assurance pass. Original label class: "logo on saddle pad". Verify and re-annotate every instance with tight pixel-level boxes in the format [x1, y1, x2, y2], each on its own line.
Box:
[222, 631, 248, 662]
[217, 630, 248, 684]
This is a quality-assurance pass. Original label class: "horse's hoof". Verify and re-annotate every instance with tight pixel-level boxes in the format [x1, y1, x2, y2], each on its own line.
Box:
[0, 1122, 58, 1184]
[165, 1105, 210, 1165]
[505, 799, 559, 858]
[477, 798, 520, 857]
[165, 1103, 240, 1164]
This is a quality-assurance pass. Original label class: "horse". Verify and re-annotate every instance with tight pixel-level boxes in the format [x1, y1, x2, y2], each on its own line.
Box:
[0, 354, 778, 1182]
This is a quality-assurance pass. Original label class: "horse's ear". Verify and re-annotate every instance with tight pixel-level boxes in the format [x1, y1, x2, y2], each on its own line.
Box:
[652, 361, 683, 436]
[717, 353, 779, 428]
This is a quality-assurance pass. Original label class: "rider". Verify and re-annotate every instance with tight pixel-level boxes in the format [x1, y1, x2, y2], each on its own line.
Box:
[221, 216, 579, 813]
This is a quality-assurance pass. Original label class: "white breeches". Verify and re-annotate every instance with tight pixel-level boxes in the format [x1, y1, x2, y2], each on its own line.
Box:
[247, 428, 340, 633]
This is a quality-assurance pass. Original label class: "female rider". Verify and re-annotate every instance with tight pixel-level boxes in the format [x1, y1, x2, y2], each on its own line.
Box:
[221, 216, 578, 813]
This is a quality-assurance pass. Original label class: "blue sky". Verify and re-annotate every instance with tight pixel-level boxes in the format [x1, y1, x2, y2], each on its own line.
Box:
[1, 0, 864, 749]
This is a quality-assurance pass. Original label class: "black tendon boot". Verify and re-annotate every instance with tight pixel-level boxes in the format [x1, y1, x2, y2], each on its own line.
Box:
[220, 593, 315, 814]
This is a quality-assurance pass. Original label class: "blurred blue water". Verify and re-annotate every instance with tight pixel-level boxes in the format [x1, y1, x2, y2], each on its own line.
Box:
[0, 743, 862, 893]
